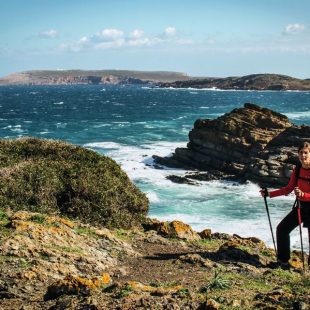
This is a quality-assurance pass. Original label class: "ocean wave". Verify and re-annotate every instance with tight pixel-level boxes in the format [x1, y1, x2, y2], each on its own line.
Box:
[83, 140, 187, 185]
[53, 101, 64, 105]
[284, 111, 310, 120]
[84, 141, 123, 149]
[92, 123, 111, 128]
[146, 191, 160, 203]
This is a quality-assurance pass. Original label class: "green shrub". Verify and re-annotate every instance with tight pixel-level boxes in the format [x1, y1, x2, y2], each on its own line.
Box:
[201, 271, 230, 292]
[0, 138, 149, 229]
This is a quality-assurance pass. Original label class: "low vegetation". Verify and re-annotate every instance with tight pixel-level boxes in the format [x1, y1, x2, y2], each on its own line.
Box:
[0, 137, 148, 228]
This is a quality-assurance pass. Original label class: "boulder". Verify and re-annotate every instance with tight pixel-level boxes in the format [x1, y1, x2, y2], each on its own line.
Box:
[145, 219, 201, 241]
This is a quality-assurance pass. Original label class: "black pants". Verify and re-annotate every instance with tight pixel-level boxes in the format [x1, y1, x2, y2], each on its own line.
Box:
[276, 203, 310, 263]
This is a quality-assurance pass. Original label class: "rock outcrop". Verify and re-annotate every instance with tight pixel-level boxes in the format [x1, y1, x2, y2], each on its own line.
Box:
[154, 103, 310, 186]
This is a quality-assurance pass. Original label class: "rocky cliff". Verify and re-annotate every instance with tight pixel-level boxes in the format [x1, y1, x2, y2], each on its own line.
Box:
[159, 74, 310, 90]
[0, 70, 191, 85]
[154, 103, 310, 187]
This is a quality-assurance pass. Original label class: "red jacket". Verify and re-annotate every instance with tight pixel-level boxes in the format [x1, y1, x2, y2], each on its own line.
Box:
[270, 166, 310, 201]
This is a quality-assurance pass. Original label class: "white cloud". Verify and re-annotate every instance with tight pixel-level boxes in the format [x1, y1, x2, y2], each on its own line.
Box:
[94, 39, 126, 50]
[96, 29, 124, 40]
[283, 23, 305, 35]
[39, 29, 57, 38]
[129, 29, 144, 39]
[165, 27, 177, 36]
[79, 36, 89, 43]
[60, 26, 193, 52]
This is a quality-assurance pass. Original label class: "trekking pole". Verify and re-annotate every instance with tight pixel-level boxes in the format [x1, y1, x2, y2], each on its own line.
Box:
[262, 188, 277, 256]
[296, 199, 305, 273]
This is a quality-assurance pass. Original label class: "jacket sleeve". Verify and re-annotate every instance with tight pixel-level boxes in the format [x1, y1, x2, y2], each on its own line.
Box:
[303, 192, 310, 201]
[269, 167, 296, 198]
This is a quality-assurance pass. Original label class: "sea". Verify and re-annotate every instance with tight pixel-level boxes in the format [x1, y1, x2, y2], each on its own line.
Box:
[0, 84, 309, 251]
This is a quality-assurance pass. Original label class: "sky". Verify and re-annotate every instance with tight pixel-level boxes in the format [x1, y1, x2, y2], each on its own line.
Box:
[0, 0, 309, 78]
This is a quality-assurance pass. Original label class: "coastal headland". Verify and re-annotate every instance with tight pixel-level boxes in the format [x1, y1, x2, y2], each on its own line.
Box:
[0, 136, 309, 309]
[1, 70, 310, 90]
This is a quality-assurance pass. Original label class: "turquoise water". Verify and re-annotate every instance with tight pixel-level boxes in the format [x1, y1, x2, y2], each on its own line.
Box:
[1, 85, 309, 249]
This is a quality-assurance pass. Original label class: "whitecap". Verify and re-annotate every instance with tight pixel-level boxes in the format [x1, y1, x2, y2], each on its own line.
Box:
[56, 123, 67, 128]
[93, 124, 111, 128]
[146, 191, 160, 203]
[53, 101, 64, 105]
[84, 141, 123, 149]
[284, 111, 310, 120]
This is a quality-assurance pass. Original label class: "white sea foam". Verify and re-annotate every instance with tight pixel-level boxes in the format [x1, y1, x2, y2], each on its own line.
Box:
[146, 191, 160, 203]
[84, 141, 123, 149]
[84, 140, 187, 185]
[53, 101, 64, 105]
[56, 122, 67, 128]
[284, 111, 310, 120]
[92, 124, 111, 128]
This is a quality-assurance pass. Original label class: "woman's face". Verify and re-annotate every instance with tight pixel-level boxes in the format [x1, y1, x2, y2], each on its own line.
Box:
[298, 147, 310, 167]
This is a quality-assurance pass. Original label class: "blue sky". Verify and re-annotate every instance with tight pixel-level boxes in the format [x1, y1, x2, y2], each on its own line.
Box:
[1, 0, 309, 78]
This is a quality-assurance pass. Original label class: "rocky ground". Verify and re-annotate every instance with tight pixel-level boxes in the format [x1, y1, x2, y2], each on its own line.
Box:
[0, 210, 309, 310]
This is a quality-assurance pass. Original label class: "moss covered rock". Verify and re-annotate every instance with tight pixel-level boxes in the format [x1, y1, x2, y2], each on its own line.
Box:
[0, 137, 148, 228]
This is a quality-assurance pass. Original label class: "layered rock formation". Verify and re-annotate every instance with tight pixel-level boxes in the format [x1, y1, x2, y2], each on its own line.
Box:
[154, 103, 310, 186]
[245, 125, 310, 185]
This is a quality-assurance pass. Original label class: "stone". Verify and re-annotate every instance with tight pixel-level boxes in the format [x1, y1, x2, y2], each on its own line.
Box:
[199, 229, 212, 239]
[204, 298, 220, 309]
[157, 220, 201, 241]
[45, 273, 112, 300]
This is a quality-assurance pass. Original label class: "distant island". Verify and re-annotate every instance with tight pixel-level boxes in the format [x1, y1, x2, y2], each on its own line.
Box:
[1, 70, 310, 90]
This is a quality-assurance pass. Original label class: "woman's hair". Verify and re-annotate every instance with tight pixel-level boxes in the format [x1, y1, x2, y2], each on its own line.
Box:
[298, 141, 310, 152]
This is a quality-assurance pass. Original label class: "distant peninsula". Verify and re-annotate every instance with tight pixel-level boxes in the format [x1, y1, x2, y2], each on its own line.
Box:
[1, 70, 310, 90]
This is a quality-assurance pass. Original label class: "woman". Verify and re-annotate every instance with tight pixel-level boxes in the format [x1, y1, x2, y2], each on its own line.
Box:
[260, 141, 310, 267]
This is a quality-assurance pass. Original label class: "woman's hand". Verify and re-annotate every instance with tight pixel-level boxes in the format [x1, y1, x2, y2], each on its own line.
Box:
[260, 188, 269, 197]
[294, 187, 304, 198]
